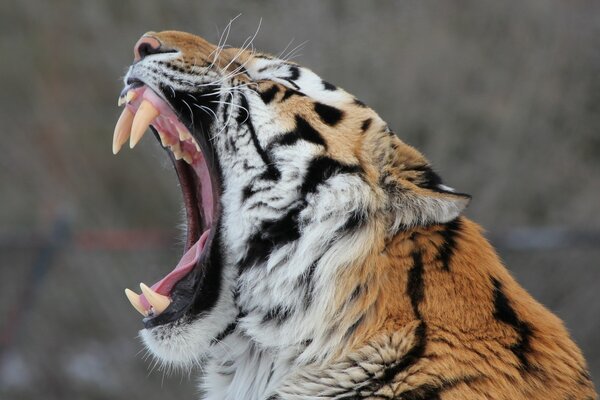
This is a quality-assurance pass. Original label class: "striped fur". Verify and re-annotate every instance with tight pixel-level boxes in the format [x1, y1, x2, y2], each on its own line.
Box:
[122, 31, 596, 399]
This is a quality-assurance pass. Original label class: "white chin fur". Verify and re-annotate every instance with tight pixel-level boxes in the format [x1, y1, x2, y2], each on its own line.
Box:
[139, 268, 239, 368]
[140, 319, 211, 368]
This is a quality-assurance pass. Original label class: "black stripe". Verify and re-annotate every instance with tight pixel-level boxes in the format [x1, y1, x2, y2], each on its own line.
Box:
[410, 166, 472, 198]
[281, 88, 305, 101]
[266, 362, 275, 385]
[262, 305, 292, 324]
[400, 384, 442, 400]
[211, 321, 237, 344]
[338, 209, 368, 233]
[343, 314, 365, 341]
[239, 206, 302, 269]
[349, 285, 362, 302]
[354, 98, 367, 107]
[288, 65, 301, 80]
[259, 85, 279, 104]
[400, 376, 480, 400]
[322, 80, 337, 91]
[270, 115, 326, 149]
[407, 250, 425, 319]
[437, 217, 462, 271]
[299, 260, 319, 309]
[240, 94, 281, 181]
[285, 79, 300, 90]
[360, 118, 372, 132]
[314, 102, 344, 126]
[378, 321, 427, 383]
[258, 65, 271, 73]
[231, 62, 248, 76]
[491, 278, 533, 370]
[410, 164, 444, 190]
[241, 185, 256, 202]
[300, 156, 361, 196]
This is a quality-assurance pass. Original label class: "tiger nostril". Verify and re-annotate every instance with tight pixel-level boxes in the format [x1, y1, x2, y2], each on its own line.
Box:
[133, 36, 163, 62]
[138, 43, 156, 59]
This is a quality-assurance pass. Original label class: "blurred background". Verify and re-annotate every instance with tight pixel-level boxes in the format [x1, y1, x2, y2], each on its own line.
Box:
[1, 0, 599, 398]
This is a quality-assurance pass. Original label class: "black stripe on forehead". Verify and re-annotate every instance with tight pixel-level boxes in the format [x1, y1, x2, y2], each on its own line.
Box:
[314, 102, 344, 126]
[269, 116, 326, 149]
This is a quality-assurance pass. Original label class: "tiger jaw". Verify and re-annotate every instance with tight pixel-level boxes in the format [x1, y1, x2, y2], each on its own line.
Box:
[113, 81, 221, 327]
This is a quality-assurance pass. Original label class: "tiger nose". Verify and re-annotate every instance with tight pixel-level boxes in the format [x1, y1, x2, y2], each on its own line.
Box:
[133, 35, 162, 62]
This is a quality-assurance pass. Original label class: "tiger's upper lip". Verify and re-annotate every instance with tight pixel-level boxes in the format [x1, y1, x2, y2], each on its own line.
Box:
[119, 79, 144, 98]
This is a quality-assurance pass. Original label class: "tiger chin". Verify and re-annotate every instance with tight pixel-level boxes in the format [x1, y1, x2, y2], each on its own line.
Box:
[112, 31, 597, 400]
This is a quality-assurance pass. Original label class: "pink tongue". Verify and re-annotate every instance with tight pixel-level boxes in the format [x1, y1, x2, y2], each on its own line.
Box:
[140, 230, 210, 309]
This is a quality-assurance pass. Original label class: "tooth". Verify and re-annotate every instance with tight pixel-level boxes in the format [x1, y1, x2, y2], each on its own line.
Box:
[130, 100, 159, 148]
[177, 126, 191, 141]
[118, 96, 126, 107]
[182, 152, 193, 164]
[171, 141, 183, 160]
[193, 140, 201, 152]
[126, 90, 137, 104]
[125, 288, 147, 316]
[158, 131, 170, 147]
[113, 108, 134, 154]
[139, 283, 171, 314]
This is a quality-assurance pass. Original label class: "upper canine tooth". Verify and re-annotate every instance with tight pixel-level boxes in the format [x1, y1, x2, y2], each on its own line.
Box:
[139, 283, 171, 315]
[113, 108, 134, 154]
[124, 288, 147, 316]
[130, 100, 159, 149]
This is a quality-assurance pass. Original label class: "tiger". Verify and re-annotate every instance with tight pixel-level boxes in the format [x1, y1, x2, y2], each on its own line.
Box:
[112, 30, 597, 399]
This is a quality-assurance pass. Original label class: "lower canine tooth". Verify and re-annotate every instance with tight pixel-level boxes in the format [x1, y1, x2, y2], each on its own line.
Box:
[140, 283, 171, 315]
[125, 288, 147, 316]
[130, 100, 159, 148]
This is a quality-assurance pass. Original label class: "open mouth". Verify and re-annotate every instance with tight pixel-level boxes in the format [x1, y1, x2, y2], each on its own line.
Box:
[113, 80, 220, 329]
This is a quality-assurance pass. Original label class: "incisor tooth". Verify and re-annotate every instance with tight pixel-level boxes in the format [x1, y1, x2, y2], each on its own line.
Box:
[113, 108, 134, 154]
[177, 126, 191, 141]
[118, 96, 126, 107]
[182, 152, 193, 164]
[125, 288, 147, 316]
[130, 100, 159, 148]
[126, 90, 137, 103]
[139, 283, 171, 314]
[158, 131, 170, 147]
[170, 141, 183, 160]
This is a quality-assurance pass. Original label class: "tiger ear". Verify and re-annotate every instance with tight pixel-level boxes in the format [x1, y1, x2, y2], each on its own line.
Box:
[388, 181, 471, 229]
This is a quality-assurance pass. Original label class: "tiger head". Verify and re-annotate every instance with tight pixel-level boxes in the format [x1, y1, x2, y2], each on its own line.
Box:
[115, 31, 470, 368]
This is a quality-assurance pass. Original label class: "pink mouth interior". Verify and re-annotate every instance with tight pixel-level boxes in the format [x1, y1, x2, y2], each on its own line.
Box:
[123, 85, 214, 311]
